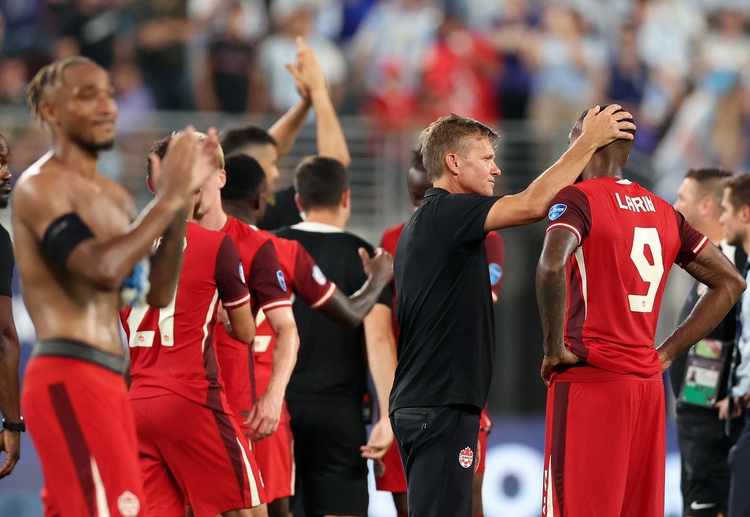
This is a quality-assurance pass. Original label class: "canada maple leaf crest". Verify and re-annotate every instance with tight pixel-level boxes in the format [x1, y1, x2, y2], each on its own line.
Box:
[458, 446, 474, 468]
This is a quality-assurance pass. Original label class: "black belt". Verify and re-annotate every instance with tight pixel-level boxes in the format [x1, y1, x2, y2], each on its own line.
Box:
[32, 339, 126, 375]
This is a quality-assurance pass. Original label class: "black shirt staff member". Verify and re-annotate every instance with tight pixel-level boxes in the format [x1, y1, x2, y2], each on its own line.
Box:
[390, 108, 635, 517]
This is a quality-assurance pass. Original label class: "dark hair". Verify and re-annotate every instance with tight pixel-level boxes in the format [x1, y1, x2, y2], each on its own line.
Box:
[222, 154, 267, 200]
[294, 156, 348, 210]
[575, 104, 636, 139]
[26, 56, 97, 122]
[419, 114, 499, 180]
[410, 144, 426, 173]
[685, 167, 733, 208]
[145, 131, 224, 178]
[146, 135, 171, 179]
[726, 173, 750, 210]
[220, 124, 277, 156]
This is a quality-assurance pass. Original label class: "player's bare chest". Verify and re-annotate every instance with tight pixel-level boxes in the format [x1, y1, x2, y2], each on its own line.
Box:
[68, 181, 131, 239]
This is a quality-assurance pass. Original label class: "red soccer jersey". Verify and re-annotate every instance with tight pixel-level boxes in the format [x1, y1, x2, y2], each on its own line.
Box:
[253, 232, 337, 404]
[123, 222, 251, 411]
[547, 177, 708, 377]
[216, 216, 291, 426]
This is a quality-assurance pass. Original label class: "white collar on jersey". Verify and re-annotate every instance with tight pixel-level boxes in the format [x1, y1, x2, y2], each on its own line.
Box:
[290, 221, 343, 233]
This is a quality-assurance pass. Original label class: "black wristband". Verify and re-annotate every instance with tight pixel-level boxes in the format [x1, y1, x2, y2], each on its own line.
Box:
[2, 417, 25, 432]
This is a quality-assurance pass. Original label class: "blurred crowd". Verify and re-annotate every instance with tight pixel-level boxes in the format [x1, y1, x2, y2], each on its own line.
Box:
[1, 0, 750, 197]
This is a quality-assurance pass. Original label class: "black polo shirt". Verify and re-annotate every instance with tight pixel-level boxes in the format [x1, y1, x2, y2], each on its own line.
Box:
[389, 188, 500, 413]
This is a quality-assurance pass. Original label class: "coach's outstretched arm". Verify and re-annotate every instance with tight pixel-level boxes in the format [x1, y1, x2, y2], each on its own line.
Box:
[484, 105, 635, 231]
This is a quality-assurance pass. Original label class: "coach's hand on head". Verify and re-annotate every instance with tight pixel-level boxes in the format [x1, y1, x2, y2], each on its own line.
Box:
[578, 104, 636, 149]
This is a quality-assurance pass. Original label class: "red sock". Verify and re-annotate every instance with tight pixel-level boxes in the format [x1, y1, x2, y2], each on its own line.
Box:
[397, 514, 408, 517]
[473, 514, 484, 517]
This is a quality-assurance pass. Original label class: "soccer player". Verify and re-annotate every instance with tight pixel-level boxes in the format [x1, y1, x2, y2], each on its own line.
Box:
[377, 146, 504, 517]
[671, 168, 744, 517]
[536, 111, 745, 516]
[121, 135, 266, 516]
[14, 56, 213, 516]
[220, 37, 350, 231]
[221, 153, 394, 517]
[0, 133, 21, 479]
[390, 106, 634, 517]
[277, 156, 396, 517]
[151, 134, 297, 449]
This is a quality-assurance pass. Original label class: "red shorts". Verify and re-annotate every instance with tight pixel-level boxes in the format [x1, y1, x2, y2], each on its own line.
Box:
[476, 407, 493, 475]
[22, 353, 146, 517]
[542, 368, 665, 517]
[374, 432, 407, 493]
[253, 415, 295, 502]
[131, 393, 265, 517]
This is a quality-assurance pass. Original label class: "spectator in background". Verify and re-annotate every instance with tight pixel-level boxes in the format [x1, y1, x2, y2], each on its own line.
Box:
[421, 12, 499, 124]
[0, 56, 29, 106]
[204, 0, 259, 114]
[635, 0, 705, 153]
[50, 0, 135, 70]
[256, 0, 346, 114]
[489, 0, 539, 121]
[604, 20, 647, 122]
[525, 3, 607, 165]
[111, 59, 156, 138]
[133, 0, 193, 110]
[349, 0, 439, 116]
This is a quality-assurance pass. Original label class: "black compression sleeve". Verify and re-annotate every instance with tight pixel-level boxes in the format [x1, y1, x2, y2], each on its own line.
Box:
[42, 213, 95, 265]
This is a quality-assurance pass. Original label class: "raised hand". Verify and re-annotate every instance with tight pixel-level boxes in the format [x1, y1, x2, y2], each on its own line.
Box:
[580, 104, 637, 148]
[149, 126, 199, 203]
[284, 37, 327, 101]
[358, 247, 393, 284]
[190, 127, 222, 194]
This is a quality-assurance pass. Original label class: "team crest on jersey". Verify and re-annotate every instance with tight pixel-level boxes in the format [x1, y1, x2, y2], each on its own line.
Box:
[458, 446, 474, 468]
[312, 265, 327, 286]
[489, 263, 503, 285]
[276, 270, 287, 292]
[548, 203, 567, 221]
[238, 263, 246, 284]
[117, 491, 141, 517]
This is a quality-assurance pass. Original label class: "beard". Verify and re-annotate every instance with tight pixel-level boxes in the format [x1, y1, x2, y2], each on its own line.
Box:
[70, 131, 115, 157]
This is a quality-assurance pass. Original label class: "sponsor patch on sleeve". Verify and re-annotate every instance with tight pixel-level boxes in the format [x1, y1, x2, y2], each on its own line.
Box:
[276, 270, 287, 292]
[311, 265, 328, 286]
[548, 203, 567, 221]
[489, 263, 503, 285]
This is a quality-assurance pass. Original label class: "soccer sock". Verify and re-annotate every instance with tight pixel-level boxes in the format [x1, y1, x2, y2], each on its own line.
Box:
[397, 513, 408, 517]
[473, 514, 484, 517]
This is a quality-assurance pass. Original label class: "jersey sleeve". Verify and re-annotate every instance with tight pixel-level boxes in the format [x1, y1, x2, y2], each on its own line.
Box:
[215, 234, 251, 309]
[288, 240, 336, 309]
[485, 231, 505, 303]
[250, 238, 292, 313]
[440, 194, 501, 246]
[545, 186, 592, 245]
[673, 210, 710, 268]
[0, 226, 12, 297]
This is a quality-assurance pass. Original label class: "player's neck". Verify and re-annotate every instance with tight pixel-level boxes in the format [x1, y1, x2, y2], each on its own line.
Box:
[195, 203, 228, 231]
[303, 208, 345, 230]
[222, 199, 257, 226]
[52, 139, 99, 179]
